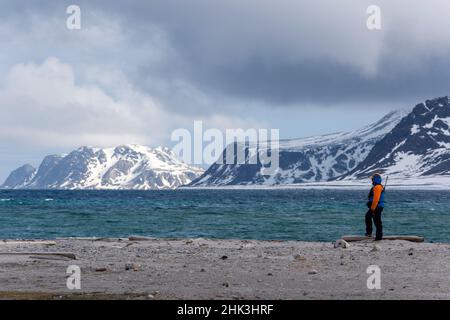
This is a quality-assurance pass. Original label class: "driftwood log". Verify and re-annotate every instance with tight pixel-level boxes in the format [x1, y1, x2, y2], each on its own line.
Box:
[341, 235, 424, 243]
[0, 252, 76, 260]
[128, 236, 153, 241]
[0, 240, 56, 246]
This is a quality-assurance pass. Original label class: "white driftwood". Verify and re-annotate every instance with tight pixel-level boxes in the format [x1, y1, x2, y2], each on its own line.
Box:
[0, 252, 76, 260]
[0, 240, 56, 246]
[56, 237, 99, 241]
[341, 235, 424, 243]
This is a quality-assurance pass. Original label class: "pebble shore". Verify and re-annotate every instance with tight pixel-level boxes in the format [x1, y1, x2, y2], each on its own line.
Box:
[0, 238, 449, 300]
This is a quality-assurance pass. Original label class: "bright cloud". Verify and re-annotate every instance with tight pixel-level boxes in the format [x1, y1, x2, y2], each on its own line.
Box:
[0, 57, 263, 152]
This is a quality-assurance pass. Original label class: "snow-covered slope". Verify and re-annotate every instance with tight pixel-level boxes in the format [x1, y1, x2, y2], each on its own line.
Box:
[342, 96, 450, 180]
[190, 110, 406, 186]
[2, 145, 204, 190]
[0, 164, 36, 189]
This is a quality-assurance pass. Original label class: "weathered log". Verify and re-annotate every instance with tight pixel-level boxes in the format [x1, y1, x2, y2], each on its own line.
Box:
[56, 237, 98, 241]
[0, 241, 56, 246]
[0, 252, 76, 260]
[341, 235, 424, 243]
[128, 236, 152, 241]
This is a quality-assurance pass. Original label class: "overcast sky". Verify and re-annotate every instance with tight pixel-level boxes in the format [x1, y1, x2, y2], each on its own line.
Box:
[1, 0, 450, 181]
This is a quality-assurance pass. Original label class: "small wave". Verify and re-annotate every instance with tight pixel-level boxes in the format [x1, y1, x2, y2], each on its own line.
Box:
[0, 198, 11, 202]
[45, 198, 54, 201]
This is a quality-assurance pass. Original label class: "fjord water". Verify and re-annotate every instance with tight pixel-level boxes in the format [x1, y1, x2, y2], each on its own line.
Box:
[0, 189, 448, 242]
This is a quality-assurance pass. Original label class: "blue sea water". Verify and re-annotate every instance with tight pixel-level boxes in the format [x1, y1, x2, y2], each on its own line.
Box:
[0, 189, 448, 242]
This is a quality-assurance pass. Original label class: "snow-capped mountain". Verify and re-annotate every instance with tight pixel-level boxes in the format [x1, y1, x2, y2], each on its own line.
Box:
[189, 110, 407, 186]
[342, 96, 450, 180]
[1, 164, 36, 189]
[1, 145, 204, 190]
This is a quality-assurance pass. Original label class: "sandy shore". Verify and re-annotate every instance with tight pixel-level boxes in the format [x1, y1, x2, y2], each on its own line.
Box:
[0, 238, 449, 300]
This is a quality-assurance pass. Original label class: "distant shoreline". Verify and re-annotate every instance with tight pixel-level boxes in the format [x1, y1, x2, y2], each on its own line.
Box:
[0, 236, 444, 243]
[182, 184, 450, 190]
[2, 182, 450, 191]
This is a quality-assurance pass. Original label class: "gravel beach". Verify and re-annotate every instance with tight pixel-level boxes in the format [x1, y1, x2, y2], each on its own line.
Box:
[0, 238, 449, 300]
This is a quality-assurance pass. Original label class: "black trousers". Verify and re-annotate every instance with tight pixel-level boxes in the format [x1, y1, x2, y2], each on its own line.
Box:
[365, 207, 383, 240]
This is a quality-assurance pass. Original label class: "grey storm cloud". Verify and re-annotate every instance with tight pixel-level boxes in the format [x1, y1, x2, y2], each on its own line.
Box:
[90, 0, 450, 107]
[2, 0, 450, 109]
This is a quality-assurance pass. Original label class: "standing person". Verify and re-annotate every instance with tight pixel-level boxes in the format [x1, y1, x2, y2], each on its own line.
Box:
[365, 173, 385, 241]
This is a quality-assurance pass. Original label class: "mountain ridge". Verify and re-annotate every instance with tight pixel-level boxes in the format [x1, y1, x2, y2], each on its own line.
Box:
[340, 96, 450, 180]
[189, 109, 407, 186]
[1, 144, 204, 190]
[4, 96, 450, 189]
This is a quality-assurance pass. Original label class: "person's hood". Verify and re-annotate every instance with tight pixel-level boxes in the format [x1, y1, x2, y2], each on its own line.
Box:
[372, 174, 382, 185]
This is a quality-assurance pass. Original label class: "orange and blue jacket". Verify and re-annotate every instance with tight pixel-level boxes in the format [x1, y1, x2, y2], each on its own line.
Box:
[368, 184, 385, 210]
